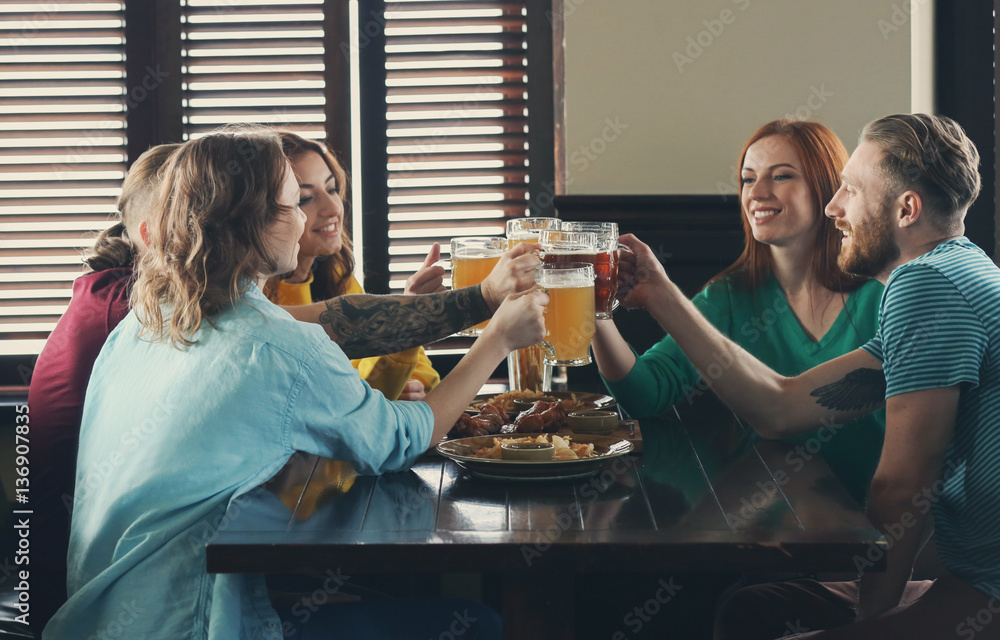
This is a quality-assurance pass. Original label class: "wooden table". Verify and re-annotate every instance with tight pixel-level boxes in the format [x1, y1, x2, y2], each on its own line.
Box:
[206, 396, 885, 639]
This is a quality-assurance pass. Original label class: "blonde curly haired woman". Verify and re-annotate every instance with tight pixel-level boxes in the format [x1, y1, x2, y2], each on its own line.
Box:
[45, 128, 544, 639]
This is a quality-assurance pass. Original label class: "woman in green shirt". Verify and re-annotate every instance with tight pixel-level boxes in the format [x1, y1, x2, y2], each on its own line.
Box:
[593, 120, 885, 504]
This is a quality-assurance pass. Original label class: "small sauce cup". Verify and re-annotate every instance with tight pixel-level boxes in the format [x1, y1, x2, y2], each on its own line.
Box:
[566, 410, 619, 435]
[500, 442, 556, 461]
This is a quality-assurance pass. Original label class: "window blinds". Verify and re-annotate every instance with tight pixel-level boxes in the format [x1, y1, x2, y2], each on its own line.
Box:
[180, 0, 326, 140]
[383, 1, 530, 290]
[0, 1, 127, 355]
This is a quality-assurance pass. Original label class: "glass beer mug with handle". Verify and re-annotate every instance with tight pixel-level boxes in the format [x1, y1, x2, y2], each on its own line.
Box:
[561, 221, 629, 320]
[450, 236, 505, 336]
[535, 262, 596, 367]
[505, 217, 561, 249]
[504, 219, 560, 392]
[537, 229, 599, 268]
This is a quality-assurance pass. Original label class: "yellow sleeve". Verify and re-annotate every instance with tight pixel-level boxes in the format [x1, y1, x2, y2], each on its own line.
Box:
[354, 349, 420, 401]
[410, 348, 440, 391]
[341, 274, 364, 295]
[343, 274, 441, 398]
[272, 272, 314, 306]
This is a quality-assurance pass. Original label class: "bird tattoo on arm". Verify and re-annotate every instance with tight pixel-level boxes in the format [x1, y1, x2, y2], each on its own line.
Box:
[809, 368, 887, 412]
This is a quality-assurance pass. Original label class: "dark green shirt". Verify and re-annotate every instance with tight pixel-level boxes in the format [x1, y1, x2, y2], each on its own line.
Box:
[604, 276, 886, 505]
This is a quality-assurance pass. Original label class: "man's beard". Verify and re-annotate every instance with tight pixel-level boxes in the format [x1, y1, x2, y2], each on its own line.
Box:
[838, 210, 900, 278]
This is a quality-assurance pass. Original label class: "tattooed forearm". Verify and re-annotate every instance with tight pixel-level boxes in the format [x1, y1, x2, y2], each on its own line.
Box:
[809, 368, 887, 412]
[317, 285, 492, 358]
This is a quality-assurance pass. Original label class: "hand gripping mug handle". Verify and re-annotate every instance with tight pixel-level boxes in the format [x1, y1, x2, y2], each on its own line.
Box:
[534, 285, 556, 359]
[610, 243, 632, 313]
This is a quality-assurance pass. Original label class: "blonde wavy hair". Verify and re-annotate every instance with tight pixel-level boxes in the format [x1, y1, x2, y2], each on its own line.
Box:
[131, 129, 294, 347]
[84, 143, 180, 273]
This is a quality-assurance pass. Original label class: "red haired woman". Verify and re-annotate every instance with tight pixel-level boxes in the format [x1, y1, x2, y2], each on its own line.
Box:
[593, 120, 885, 504]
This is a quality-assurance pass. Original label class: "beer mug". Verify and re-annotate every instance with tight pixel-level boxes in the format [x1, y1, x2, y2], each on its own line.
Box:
[561, 221, 628, 319]
[537, 229, 599, 266]
[535, 262, 596, 367]
[506, 217, 561, 249]
[505, 218, 560, 391]
[451, 236, 505, 336]
[507, 343, 553, 392]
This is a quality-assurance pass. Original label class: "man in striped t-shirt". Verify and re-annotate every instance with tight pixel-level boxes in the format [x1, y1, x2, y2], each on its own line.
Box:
[615, 113, 1000, 639]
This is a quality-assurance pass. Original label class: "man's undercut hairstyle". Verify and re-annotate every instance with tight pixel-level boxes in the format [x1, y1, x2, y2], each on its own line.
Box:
[860, 114, 981, 226]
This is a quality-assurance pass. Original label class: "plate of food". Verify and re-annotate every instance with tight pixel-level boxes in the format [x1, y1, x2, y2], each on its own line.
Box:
[467, 389, 616, 415]
[437, 433, 634, 481]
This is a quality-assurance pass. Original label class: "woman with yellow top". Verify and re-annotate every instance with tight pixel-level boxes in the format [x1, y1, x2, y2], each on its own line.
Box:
[270, 131, 441, 400]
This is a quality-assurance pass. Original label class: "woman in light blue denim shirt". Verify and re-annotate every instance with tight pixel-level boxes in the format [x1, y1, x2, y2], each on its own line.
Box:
[44, 128, 547, 640]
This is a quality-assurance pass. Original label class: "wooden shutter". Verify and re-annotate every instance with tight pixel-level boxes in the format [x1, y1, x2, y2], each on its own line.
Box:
[383, 1, 530, 290]
[180, 0, 326, 140]
[0, 1, 127, 355]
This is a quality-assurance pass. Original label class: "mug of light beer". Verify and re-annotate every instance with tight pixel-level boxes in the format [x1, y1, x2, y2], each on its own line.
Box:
[504, 218, 560, 391]
[561, 221, 628, 319]
[451, 236, 505, 336]
[535, 262, 596, 366]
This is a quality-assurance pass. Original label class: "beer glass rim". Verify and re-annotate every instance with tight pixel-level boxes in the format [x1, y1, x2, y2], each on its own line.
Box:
[563, 221, 618, 231]
[562, 221, 619, 239]
[451, 236, 505, 244]
[536, 261, 595, 280]
[450, 236, 505, 255]
[506, 217, 561, 233]
[538, 229, 598, 246]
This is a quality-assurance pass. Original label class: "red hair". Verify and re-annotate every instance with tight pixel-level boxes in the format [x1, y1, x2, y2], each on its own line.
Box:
[711, 120, 864, 293]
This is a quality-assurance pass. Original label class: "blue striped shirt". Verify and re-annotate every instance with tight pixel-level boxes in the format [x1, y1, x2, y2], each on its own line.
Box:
[861, 237, 1000, 599]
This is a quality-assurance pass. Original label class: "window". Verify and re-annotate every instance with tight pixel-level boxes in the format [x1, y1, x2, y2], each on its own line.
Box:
[381, 1, 531, 291]
[0, 0, 547, 371]
[0, 2, 127, 357]
[180, 0, 326, 140]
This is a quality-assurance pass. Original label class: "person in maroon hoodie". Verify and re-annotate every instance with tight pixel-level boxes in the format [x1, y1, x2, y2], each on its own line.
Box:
[28, 143, 180, 632]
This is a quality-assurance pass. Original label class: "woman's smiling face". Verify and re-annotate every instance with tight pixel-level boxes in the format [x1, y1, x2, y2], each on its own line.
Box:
[289, 150, 345, 258]
[740, 134, 822, 249]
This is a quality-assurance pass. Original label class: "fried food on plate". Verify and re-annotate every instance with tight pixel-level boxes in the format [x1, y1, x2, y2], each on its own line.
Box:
[473, 389, 587, 414]
[472, 434, 595, 460]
